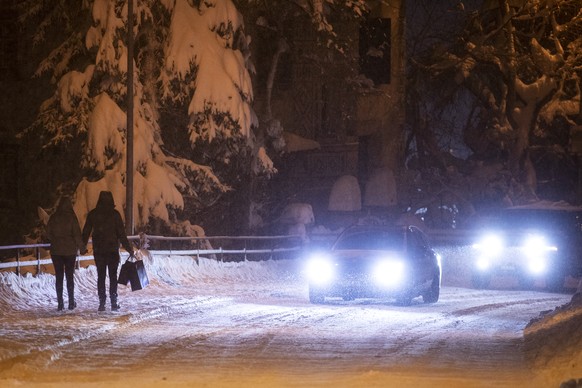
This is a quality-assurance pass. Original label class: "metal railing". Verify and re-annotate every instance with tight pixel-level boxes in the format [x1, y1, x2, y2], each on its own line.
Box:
[0, 234, 304, 275]
[0, 229, 478, 276]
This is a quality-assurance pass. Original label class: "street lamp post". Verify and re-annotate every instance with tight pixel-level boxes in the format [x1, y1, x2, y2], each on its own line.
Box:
[125, 0, 134, 235]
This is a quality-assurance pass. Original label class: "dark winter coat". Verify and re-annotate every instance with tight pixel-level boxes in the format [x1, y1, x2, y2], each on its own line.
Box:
[46, 197, 85, 256]
[82, 191, 133, 255]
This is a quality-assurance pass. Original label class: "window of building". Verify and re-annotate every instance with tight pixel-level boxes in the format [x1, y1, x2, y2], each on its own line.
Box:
[359, 18, 391, 85]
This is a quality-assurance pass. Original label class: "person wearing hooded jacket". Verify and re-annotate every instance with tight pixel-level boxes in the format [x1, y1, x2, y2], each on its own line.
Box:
[82, 191, 135, 312]
[46, 197, 86, 311]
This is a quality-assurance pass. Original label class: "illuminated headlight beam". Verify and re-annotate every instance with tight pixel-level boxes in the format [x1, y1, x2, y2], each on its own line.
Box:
[472, 234, 504, 256]
[527, 257, 547, 275]
[476, 257, 491, 271]
[305, 256, 335, 285]
[522, 235, 557, 258]
[372, 259, 405, 287]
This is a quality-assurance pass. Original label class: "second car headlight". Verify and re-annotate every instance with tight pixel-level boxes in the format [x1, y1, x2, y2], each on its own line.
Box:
[522, 234, 557, 258]
[372, 259, 405, 287]
[526, 257, 547, 275]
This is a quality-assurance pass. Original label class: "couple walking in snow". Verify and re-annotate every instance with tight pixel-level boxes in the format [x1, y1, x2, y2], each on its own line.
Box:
[46, 191, 135, 312]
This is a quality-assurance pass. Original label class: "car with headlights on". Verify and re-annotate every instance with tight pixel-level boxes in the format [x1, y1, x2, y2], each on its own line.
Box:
[470, 202, 582, 291]
[304, 224, 442, 305]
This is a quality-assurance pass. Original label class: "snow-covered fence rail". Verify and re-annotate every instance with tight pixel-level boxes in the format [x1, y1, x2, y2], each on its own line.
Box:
[0, 243, 46, 275]
[0, 234, 304, 275]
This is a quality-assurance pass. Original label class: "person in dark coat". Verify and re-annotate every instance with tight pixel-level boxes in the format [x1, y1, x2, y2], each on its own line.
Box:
[82, 191, 134, 312]
[46, 197, 86, 311]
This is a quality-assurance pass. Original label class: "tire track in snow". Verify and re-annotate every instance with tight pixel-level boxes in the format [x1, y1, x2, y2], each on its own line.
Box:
[449, 296, 567, 317]
[0, 280, 574, 387]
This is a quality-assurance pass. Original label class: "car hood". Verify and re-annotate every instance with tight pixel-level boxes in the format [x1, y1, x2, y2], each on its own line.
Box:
[330, 249, 405, 261]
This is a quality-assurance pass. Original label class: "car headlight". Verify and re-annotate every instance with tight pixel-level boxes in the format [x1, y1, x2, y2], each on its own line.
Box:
[527, 257, 547, 275]
[305, 254, 335, 285]
[372, 258, 405, 287]
[522, 234, 557, 258]
[472, 233, 504, 256]
[476, 257, 491, 271]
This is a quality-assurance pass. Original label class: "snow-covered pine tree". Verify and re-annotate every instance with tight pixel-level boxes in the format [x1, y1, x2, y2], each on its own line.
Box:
[23, 0, 274, 234]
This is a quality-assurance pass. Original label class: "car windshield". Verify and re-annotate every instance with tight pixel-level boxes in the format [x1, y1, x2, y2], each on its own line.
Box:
[333, 230, 405, 251]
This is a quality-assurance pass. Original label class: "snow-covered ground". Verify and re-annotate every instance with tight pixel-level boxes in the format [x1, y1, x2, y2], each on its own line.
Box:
[0, 246, 581, 387]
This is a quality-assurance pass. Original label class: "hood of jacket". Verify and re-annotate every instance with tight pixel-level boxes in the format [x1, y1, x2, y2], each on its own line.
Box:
[56, 197, 75, 215]
[96, 191, 115, 209]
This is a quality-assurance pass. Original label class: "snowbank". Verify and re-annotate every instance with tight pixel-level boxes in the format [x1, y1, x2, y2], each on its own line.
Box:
[524, 293, 582, 386]
[0, 255, 299, 313]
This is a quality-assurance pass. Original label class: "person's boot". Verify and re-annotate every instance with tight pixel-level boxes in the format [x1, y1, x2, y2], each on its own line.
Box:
[111, 295, 120, 311]
[57, 296, 64, 311]
[98, 297, 106, 312]
[68, 290, 76, 310]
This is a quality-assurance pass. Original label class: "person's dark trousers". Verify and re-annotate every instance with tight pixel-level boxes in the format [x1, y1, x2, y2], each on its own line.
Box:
[94, 252, 120, 310]
[51, 255, 76, 310]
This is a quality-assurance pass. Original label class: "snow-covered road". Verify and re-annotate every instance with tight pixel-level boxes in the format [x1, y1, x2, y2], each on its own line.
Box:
[0, 251, 580, 387]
